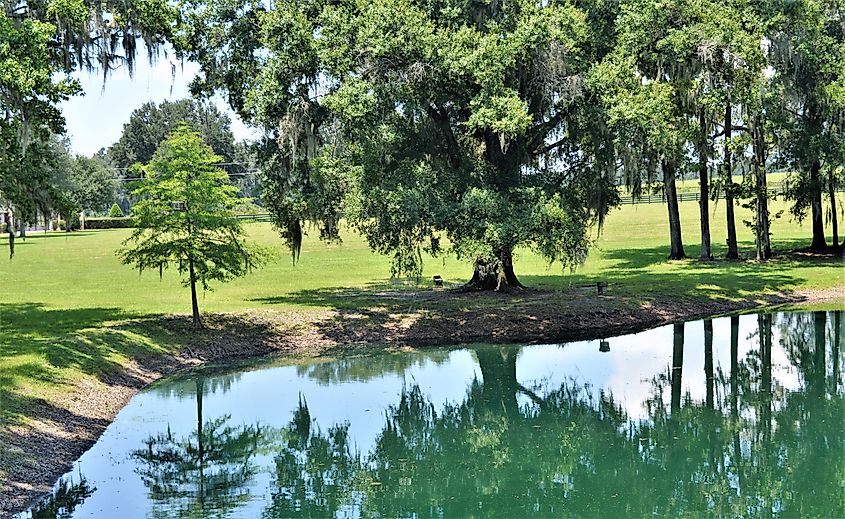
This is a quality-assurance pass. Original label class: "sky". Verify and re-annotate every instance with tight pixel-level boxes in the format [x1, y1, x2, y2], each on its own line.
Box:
[59, 47, 256, 157]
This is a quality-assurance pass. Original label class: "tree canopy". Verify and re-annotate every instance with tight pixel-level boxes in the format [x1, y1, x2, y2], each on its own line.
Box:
[118, 125, 267, 327]
[179, 0, 619, 288]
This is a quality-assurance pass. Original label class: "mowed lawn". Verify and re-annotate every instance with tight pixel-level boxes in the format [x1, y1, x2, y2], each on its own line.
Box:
[0, 196, 843, 426]
[1, 196, 842, 313]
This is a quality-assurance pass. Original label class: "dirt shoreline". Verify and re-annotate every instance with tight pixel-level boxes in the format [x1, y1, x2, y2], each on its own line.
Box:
[2, 287, 842, 517]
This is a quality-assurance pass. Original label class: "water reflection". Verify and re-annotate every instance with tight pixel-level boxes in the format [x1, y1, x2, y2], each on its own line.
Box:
[131, 379, 262, 518]
[23, 311, 844, 518]
[28, 476, 94, 519]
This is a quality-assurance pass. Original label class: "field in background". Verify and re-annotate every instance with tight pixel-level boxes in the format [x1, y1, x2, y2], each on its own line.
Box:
[1, 196, 842, 314]
[2, 195, 843, 428]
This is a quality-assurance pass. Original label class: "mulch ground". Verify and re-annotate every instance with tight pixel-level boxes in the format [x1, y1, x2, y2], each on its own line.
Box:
[1, 286, 842, 517]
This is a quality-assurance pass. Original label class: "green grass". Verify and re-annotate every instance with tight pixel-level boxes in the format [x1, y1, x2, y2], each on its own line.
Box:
[1, 196, 843, 428]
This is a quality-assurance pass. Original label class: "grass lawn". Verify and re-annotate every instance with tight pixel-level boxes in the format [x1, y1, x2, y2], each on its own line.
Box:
[1, 196, 843, 427]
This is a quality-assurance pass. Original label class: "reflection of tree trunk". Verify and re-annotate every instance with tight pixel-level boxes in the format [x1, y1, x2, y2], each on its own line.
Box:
[476, 347, 520, 418]
[704, 320, 714, 410]
[730, 316, 741, 490]
[834, 311, 841, 386]
[759, 314, 772, 444]
[814, 312, 827, 395]
[196, 378, 205, 514]
[671, 323, 684, 414]
[664, 162, 686, 260]
[703, 319, 717, 471]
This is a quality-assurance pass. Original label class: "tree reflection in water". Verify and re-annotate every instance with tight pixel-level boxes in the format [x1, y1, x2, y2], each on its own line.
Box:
[28, 475, 94, 519]
[131, 378, 262, 519]
[122, 311, 842, 518]
[264, 311, 843, 518]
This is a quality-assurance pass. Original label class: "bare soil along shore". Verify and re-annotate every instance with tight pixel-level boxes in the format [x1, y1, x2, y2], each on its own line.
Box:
[1, 287, 842, 517]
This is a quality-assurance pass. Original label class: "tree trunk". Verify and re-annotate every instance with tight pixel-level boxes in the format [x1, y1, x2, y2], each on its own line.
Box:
[464, 247, 524, 291]
[18, 218, 26, 240]
[810, 160, 828, 251]
[5, 211, 15, 258]
[828, 169, 839, 251]
[698, 108, 712, 260]
[752, 115, 771, 260]
[724, 103, 739, 259]
[663, 161, 686, 260]
[189, 255, 203, 328]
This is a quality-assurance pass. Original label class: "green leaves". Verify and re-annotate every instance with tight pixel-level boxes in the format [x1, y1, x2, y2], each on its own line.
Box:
[119, 125, 269, 296]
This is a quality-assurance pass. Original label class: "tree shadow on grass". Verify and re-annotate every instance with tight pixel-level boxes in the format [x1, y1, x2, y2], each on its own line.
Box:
[0, 231, 101, 243]
[246, 240, 839, 349]
[0, 304, 285, 428]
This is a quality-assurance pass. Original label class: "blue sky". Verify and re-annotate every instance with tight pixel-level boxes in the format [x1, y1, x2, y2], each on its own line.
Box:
[60, 48, 256, 157]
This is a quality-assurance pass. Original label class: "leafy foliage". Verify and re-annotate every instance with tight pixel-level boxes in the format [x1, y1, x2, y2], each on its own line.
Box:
[118, 125, 268, 321]
[178, 0, 619, 287]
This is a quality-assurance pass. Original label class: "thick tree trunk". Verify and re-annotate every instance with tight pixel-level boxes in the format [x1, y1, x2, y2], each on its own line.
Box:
[810, 160, 828, 251]
[753, 116, 771, 260]
[17, 219, 25, 240]
[189, 256, 203, 328]
[698, 108, 712, 260]
[724, 104, 739, 259]
[663, 161, 686, 260]
[464, 247, 524, 291]
[828, 170, 839, 251]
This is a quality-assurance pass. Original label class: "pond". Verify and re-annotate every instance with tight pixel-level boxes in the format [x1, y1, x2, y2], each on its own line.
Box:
[19, 310, 844, 518]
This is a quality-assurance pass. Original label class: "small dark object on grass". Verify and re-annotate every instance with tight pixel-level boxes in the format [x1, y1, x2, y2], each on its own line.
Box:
[599, 340, 610, 353]
[597, 281, 608, 295]
[433, 275, 443, 288]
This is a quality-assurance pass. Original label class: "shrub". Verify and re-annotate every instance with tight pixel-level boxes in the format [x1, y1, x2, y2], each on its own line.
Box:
[107, 203, 125, 218]
[85, 217, 138, 229]
[51, 219, 66, 231]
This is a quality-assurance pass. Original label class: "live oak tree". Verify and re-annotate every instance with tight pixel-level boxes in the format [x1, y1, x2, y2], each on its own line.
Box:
[178, 0, 618, 290]
[118, 125, 266, 327]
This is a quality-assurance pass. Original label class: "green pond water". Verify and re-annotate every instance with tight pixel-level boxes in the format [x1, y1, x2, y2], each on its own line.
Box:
[20, 310, 845, 518]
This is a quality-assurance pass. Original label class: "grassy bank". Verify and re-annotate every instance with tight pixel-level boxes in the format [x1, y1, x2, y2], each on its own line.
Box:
[1, 199, 843, 422]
